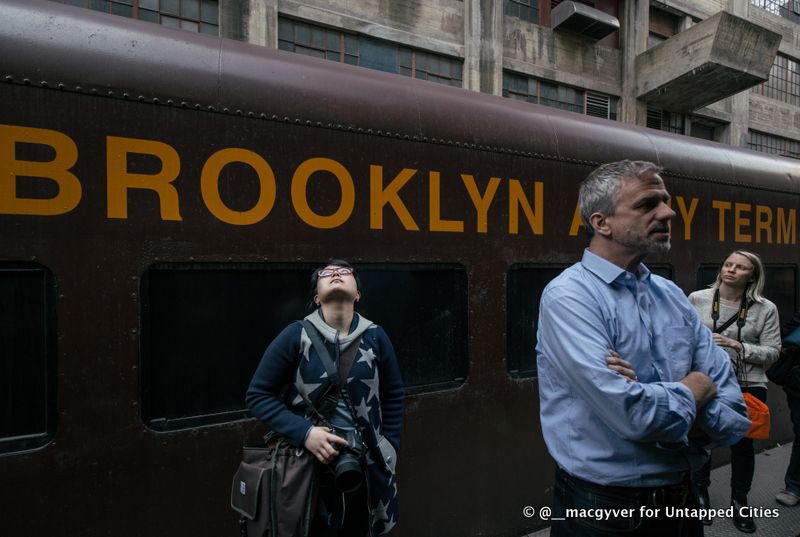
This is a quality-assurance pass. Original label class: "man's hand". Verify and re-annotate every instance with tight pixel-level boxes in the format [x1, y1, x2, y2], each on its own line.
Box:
[680, 371, 717, 410]
[606, 349, 637, 382]
[304, 426, 349, 464]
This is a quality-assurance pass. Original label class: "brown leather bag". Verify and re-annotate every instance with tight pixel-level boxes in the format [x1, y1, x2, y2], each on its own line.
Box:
[231, 433, 318, 537]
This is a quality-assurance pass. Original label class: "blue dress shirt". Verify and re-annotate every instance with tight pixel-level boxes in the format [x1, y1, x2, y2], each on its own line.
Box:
[536, 249, 750, 487]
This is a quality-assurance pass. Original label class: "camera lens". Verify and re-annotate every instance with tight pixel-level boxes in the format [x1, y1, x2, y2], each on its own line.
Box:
[334, 452, 363, 492]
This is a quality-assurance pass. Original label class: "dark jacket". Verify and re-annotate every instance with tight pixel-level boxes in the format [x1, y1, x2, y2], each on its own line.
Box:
[246, 311, 405, 536]
[782, 311, 800, 398]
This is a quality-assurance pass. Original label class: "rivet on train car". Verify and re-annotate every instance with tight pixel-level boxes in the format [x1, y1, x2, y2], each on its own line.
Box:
[138, 95, 145, 101]
[260, 113, 267, 119]
[180, 101, 188, 107]
[107, 90, 114, 96]
[91, 88, 97, 94]
[222, 107, 229, 113]
[131, 329, 137, 334]
[4, 75, 12, 82]
[23, 78, 31, 84]
[235, 109, 243, 115]
[207, 106, 215, 111]
[75, 85, 82, 91]
[166, 99, 174, 105]
[247, 112, 254, 117]
[153, 97, 160, 104]
[195, 104, 201, 109]
[40, 81, 48, 87]
[123, 92, 129, 98]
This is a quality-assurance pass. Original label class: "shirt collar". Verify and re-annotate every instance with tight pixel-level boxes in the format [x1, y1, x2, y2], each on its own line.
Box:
[580, 248, 652, 285]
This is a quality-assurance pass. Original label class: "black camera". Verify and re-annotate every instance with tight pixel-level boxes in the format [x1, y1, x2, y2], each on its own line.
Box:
[332, 428, 365, 492]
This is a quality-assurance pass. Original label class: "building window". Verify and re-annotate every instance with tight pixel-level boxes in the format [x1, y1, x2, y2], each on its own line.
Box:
[52, 0, 219, 35]
[504, 0, 540, 23]
[0, 263, 57, 454]
[753, 54, 800, 107]
[648, 6, 679, 48]
[751, 0, 800, 23]
[647, 106, 685, 134]
[748, 130, 800, 160]
[502, 71, 617, 119]
[278, 18, 463, 88]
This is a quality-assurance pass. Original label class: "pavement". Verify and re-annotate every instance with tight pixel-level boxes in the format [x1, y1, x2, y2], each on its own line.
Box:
[526, 442, 800, 537]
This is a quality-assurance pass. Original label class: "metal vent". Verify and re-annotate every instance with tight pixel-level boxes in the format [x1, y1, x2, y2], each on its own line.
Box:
[647, 107, 663, 130]
[551, 1, 619, 40]
[586, 92, 610, 119]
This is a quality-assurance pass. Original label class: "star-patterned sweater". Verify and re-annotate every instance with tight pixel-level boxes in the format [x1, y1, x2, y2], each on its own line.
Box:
[246, 310, 405, 535]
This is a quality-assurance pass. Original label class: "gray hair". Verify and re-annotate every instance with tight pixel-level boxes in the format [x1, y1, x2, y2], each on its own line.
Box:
[578, 160, 663, 237]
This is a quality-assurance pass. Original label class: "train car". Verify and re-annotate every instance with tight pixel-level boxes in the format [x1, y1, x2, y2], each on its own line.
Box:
[1, 1, 798, 536]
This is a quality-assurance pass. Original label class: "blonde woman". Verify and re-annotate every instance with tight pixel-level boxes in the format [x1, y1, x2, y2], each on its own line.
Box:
[688, 251, 781, 533]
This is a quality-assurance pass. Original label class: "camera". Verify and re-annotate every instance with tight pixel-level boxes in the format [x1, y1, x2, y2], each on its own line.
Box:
[332, 428, 365, 492]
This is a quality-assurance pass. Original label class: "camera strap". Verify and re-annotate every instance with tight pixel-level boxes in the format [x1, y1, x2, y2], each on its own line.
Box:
[300, 320, 362, 420]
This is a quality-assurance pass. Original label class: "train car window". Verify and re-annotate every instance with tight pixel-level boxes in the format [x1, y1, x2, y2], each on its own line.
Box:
[507, 265, 570, 378]
[355, 265, 468, 395]
[0, 263, 57, 454]
[141, 263, 468, 430]
[697, 263, 797, 324]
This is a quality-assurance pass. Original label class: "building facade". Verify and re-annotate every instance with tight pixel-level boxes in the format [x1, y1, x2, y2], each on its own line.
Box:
[56, 0, 800, 159]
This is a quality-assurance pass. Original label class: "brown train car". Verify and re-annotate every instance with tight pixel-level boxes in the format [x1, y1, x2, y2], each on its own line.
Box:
[1, 1, 798, 536]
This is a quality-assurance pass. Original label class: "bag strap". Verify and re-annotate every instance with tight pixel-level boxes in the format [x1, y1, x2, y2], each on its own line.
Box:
[300, 320, 339, 386]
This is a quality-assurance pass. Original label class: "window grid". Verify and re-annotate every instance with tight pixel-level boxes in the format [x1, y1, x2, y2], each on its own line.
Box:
[748, 131, 800, 160]
[504, 0, 540, 23]
[750, 0, 800, 23]
[53, 0, 219, 35]
[752, 54, 800, 107]
[502, 71, 617, 120]
[646, 106, 685, 135]
[278, 19, 462, 88]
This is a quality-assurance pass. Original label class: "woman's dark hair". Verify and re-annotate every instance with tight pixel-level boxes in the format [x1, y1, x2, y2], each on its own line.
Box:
[307, 259, 362, 311]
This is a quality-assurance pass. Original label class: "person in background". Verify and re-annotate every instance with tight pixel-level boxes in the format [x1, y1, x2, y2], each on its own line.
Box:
[537, 160, 750, 537]
[687, 250, 781, 533]
[247, 260, 405, 536]
[776, 311, 800, 507]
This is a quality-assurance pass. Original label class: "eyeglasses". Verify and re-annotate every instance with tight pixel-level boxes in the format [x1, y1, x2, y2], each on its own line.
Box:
[318, 267, 355, 278]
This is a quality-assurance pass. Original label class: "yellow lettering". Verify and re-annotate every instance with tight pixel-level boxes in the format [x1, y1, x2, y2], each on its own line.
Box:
[200, 148, 276, 225]
[777, 208, 797, 245]
[675, 196, 698, 241]
[734, 203, 751, 243]
[369, 166, 419, 231]
[568, 202, 583, 236]
[461, 174, 500, 233]
[509, 179, 543, 235]
[755, 205, 772, 244]
[0, 124, 81, 215]
[428, 171, 463, 232]
[106, 136, 181, 220]
[712, 200, 731, 242]
[291, 157, 354, 229]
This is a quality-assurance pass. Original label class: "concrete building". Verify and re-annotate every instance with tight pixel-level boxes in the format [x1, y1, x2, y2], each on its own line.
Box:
[55, 0, 800, 159]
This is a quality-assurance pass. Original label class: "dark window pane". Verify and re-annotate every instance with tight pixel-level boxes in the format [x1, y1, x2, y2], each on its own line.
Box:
[139, 8, 159, 22]
[344, 34, 358, 55]
[356, 265, 468, 393]
[199, 23, 218, 35]
[0, 263, 57, 454]
[326, 31, 340, 52]
[295, 22, 312, 45]
[141, 264, 314, 430]
[278, 18, 292, 41]
[161, 15, 180, 28]
[764, 266, 798, 323]
[180, 0, 200, 19]
[359, 37, 400, 74]
[110, 2, 133, 17]
[310, 26, 325, 49]
[200, 0, 218, 23]
[89, 0, 110, 12]
[507, 265, 570, 378]
[141, 263, 468, 430]
[161, 0, 180, 15]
